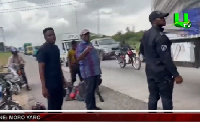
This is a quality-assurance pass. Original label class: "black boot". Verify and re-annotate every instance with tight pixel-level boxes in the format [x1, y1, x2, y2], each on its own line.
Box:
[26, 85, 31, 91]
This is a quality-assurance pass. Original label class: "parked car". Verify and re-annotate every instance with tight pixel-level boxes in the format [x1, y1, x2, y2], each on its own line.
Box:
[91, 38, 120, 61]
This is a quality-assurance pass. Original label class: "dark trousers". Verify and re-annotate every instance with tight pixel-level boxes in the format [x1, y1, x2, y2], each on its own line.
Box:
[84, 75, 100, 110]
[147, 77, 174, 110]
[48, 89, 63, 110]
[21, 69, 29, 88]
[71, 65, 83, 83]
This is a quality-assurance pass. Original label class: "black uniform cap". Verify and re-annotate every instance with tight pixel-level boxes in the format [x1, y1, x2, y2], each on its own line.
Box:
[149, 11, 169, 22]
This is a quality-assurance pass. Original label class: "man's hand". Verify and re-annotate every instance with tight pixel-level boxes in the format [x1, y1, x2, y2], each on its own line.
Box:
[84, 46, 93, 53]
[175, 76, 183, 84]
[42, 87, 49, 98]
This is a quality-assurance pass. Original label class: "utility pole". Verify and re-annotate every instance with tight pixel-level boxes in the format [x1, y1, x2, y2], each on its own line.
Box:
[97, 9, 100, 37]
[0, 27, 5, 52]
[0, 27, 5, 43]
[69, 3, 79, 34]
[74, 6, 79, 34]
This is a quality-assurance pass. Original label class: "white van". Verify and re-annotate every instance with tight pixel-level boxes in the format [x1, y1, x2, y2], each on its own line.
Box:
[56, 33, 81, 67]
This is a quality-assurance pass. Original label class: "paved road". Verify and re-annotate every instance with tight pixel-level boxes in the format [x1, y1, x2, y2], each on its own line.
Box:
[22, 55, 148, 110]
[98, 60, 200, 110]
[23, 54, 200, 110]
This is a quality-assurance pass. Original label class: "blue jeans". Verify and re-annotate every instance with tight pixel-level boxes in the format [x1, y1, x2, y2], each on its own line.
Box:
[83, 75, 100, 110]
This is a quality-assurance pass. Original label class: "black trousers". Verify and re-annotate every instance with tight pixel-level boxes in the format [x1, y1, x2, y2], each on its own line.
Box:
[147, 77, 174, 110]
[21, 68, 29, 87]
[84, 75, 100, 110]
[47, 89, 64, 110]
[71, 65, 83, 83]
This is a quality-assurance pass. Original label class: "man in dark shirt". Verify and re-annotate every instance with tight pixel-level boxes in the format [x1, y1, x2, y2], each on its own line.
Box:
[120, 40, 131, 55]
[140, 11, 183, 110]
[37, 27, 67, 110]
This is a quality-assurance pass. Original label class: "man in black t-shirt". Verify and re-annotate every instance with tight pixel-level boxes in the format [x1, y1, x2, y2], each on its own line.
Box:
[120, 40, 131, 55]
[37, 27, 67, 110]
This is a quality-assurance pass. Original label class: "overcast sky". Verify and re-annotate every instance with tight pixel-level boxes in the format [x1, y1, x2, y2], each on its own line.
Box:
[0, 0, 151, 47]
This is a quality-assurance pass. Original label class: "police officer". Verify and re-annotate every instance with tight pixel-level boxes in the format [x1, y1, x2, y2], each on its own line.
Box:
[140, 11, 183, 110]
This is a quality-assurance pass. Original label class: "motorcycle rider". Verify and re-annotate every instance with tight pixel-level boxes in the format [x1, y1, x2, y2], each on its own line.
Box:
[8, 47, 31, 90]
[117, 40, 132, 63]
[120, 40, 131, 55]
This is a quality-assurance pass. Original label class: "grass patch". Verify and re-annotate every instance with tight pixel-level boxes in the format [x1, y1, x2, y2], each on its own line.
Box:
[0, 52, 11, 72]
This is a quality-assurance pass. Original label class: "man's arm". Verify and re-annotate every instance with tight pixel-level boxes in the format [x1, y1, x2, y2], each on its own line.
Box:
[36, 48, 49, 98]
[7, 57, 12, 67]
[139, 41, 144, 55]
[76, 44, 92, 62]
[68, 52, 72, 72]
[19, 55, 26, 64]
[38, 63, 46, 89]
[76, 50, 90, 62]
[60, 66, 67, 88]
[140, 32, 147, 56]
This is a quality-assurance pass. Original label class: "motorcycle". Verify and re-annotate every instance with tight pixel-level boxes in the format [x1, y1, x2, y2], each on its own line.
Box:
[116, 48, 141, 70]
[6, 64, 27, 95]
[0, 72, 23, 110]
[14, 64, 27, 89]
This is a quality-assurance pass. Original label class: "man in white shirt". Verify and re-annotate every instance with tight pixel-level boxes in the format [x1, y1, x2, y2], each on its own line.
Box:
[8, 47, 31, 90]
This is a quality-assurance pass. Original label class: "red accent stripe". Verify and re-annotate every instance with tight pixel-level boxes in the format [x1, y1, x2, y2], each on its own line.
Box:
[3, 113, 200, 121]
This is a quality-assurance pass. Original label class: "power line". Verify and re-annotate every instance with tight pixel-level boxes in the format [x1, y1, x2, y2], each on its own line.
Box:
[0, 0, 26, 4]
[0, 1, 76, 11]
[0, 3, 73, 13]
[0, 0, 98, 14]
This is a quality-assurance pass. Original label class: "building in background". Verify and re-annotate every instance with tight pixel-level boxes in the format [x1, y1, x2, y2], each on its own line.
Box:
[152, 0, 200, 36]
[152, 0, 200, 68]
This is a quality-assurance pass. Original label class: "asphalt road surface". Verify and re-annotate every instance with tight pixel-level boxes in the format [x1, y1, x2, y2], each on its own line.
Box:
[99, 60, 200, 110]
[22, 55, 148, 110]
[23, 54, 200, 110]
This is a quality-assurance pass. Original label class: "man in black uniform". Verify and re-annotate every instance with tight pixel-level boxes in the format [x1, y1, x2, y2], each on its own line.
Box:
[140, 11, 183, 110]
[37, 27, 67, 110]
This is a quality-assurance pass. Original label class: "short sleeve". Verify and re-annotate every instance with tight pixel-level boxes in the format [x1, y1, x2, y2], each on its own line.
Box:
[36, 47, 47, 63]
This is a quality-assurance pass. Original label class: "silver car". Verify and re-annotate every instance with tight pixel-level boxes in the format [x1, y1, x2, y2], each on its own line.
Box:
[91, 38, 120, 61]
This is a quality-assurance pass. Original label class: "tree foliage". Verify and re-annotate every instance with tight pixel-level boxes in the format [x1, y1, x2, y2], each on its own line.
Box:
[89, 27, 146, 51]
[112, 28, 146, 50]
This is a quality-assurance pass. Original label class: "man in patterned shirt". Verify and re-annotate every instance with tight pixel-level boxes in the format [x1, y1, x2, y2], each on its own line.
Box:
[76, 29, 101, 110]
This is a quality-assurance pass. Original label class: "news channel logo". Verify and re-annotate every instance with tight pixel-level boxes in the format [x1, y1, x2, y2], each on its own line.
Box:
[173, 13, 192, 29]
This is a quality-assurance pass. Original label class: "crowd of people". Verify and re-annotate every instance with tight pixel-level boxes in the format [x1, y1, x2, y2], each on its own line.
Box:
[8, 10, 184, 110]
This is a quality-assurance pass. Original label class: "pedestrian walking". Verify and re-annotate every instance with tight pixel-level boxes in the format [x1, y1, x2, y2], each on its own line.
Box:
[76, 29, 102, 110]
[140, 11, 183, 110]
[68, 40, 83, 86]
[37, 27, 67, 110]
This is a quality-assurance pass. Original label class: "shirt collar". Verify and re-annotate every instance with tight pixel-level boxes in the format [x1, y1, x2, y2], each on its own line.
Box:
[152, 25, 164, 32]
[81, 40, 90, 44]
